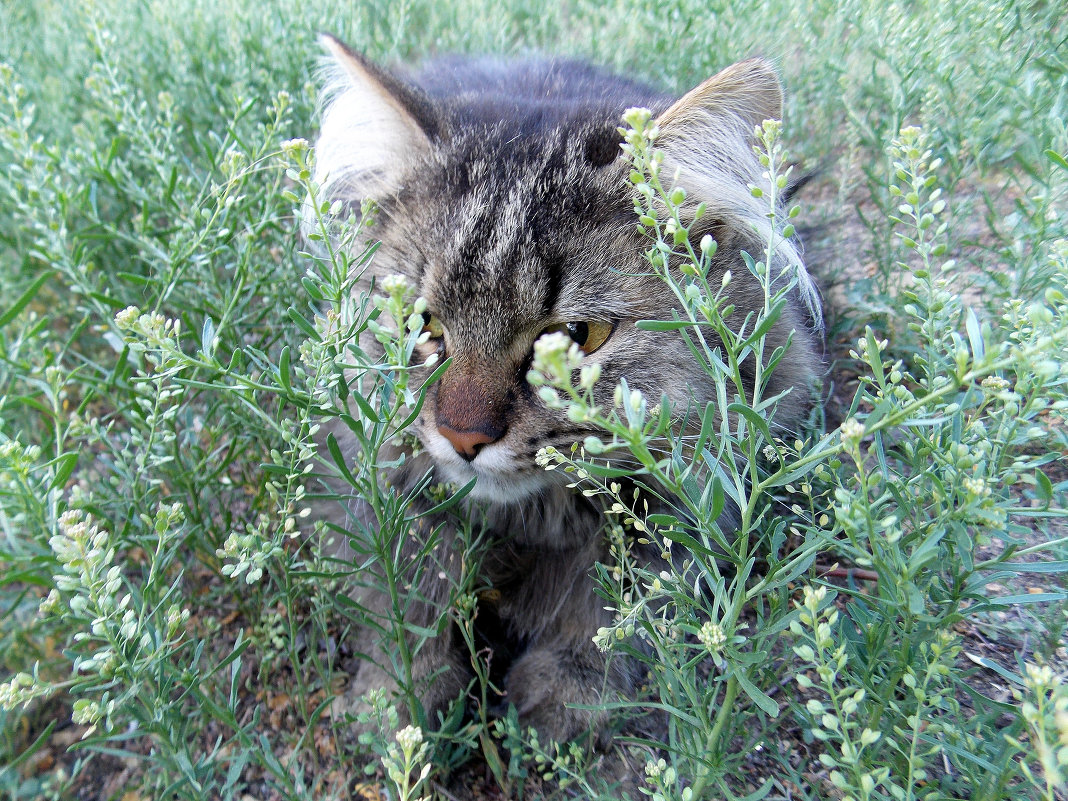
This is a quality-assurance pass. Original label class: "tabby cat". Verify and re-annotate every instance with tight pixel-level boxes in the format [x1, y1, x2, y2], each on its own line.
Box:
[308, 35, 821, 744]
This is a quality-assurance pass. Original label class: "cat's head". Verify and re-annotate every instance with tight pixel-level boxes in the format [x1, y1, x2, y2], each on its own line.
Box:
[308, 36, 821, 504]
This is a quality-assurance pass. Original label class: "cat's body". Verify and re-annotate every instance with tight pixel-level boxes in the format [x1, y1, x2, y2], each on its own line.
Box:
[309, 36, 822, 742]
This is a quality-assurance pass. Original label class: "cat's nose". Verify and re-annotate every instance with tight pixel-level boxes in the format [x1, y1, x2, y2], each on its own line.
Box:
[436, 423, 502, 461]
[434, 361, 511, 460]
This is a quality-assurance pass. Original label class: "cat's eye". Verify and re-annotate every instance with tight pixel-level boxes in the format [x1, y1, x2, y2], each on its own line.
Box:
[421, 312, 444, 339]
[543, 320, 614, 355]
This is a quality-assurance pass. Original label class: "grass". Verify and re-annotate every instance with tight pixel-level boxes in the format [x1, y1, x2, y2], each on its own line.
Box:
[1, 0, 1066, 799]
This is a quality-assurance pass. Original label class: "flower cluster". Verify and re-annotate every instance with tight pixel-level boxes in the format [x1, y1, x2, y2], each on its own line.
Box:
[642, 756, 692, 801]
[697, 620, 726, 653]
[114, 305, 182, 356]
[3, 504, 188, 734]
[279, 136, 308, 160]
[790, 586, 893, 797]
[0, 669, 46, 711]
[381, 724, 432, 801]
[0, 440, 44, 508]
[1014, 662, 1068, 793]
[217, 513, 285, 584]
[839, 418, 866, 449]
[527, 331, 584, 409]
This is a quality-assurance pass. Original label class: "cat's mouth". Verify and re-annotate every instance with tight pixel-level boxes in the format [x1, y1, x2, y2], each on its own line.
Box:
[422, 430, 556, 505]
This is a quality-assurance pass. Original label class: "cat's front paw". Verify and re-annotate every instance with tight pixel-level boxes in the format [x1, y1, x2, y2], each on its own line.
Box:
[501, 646, 613, 747]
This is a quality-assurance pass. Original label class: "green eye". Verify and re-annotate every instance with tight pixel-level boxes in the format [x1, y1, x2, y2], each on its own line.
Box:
[543, 320, 614, 355]
[422, 312, 444, 339]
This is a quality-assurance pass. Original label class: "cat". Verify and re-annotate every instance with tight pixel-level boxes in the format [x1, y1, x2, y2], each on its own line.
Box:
[306, 34, 822, 745]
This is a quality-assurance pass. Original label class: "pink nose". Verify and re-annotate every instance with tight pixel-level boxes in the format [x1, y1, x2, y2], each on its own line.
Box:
[437, 424, 498, 460]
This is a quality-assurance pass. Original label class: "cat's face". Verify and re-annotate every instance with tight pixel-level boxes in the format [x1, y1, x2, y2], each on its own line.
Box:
[380, 128, 698, 502]
[309, 38, 821, 504]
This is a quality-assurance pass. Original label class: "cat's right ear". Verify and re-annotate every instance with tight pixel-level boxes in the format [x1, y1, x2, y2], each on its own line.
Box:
[653, 58, 782, 187]
[313, 34, 440, 202]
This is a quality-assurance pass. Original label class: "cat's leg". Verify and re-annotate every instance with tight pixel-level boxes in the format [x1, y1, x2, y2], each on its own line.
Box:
[501, 639, 630, 747]
[342, 594, 472, 731]
[497, 543, 635, 745]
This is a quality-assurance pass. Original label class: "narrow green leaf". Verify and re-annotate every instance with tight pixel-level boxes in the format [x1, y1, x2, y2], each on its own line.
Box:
[201, 316, 216, 354]
[204, 633, 250, 681]
[1045, 148, 1068, 171]
[163, 165, 179, 204]
[708, 473, 725, 521]
[259, 463, 293, 475]
[419, 356, 451, 390]
[660, 527, 716, 557]
[908, 528, 945, 574]
[89, 290, 126, 309]
[916, 732, 1000, 773]
[734, 779, 775, 801]
[766, 549, 819, 591]
[419, 478, 476, 518]
[647, 513, 679, 526]
[0, 270, 52, 328]
[301, 276, 325, 301]
[997, 560, 1068, 574]
[733, 670, 779, 717]
[2, 721, 55, 773]
[287, 307, 320, 341]
[325, 432, 356, 486]
[403, 622, 439, 638]
[1035, 468, 1053, 504]
[738, 298, 785, 350]
[572, 460, 636, 479]
[967, 654, 1024, 685]
[905, 583, 926, 615]
[727, 402, 773, 443]
[278, 345, 291, 393]
[965, 307, 984, 361]
[989, 592, 1068, 605]
[348, 389, 380, 424]
[116, 271, 151, 286]
[49, 452, 78, 490]
[337, 413, 364, 438]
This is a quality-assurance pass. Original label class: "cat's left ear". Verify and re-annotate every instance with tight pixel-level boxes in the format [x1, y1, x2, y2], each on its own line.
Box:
[650, 59, 783, 203]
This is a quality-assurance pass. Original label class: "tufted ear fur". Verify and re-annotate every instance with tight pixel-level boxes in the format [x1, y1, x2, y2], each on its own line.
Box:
[646, 59, 820, 324]
[657, 58, 782, 137]
[312, 35, 440, 204]
[653, 59, 783, 186]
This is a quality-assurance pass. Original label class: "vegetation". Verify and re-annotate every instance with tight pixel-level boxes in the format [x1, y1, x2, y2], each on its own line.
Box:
[1, 0, 1065, 798]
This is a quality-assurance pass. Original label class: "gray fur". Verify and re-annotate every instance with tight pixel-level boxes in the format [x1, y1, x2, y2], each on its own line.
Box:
[309, 36, 822, 743]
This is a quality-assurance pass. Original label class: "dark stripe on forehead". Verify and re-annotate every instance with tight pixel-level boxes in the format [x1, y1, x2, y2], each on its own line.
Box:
[457, 223, 484, 275]
[525, 131, 574, 319]
[461, 187, 527, 281]
[540, 253, 564, 319]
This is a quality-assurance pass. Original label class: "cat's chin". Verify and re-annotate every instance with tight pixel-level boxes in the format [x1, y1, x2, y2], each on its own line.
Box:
[467, 470, 557, 505]
[433, 459, 557, 505]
